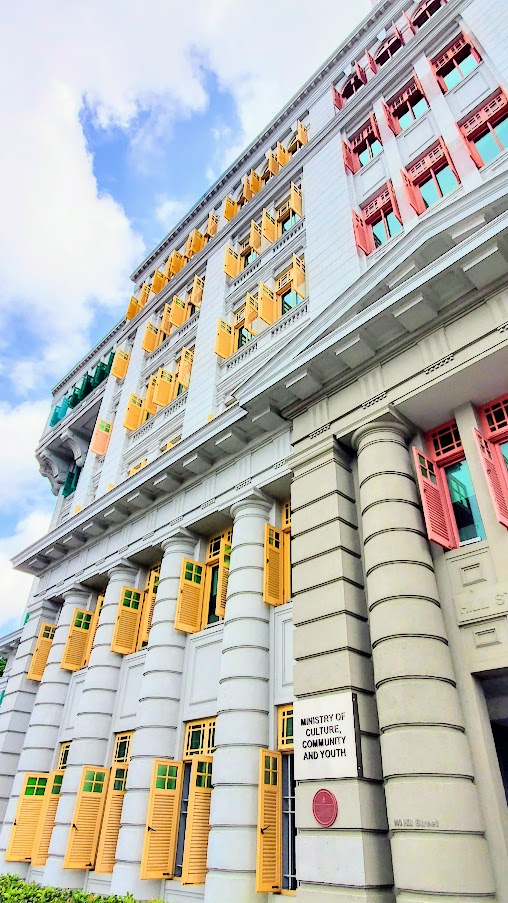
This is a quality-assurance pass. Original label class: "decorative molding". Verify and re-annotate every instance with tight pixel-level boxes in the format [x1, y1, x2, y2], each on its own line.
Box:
[497, 321, 508, 332]
[52, 320, 124, 396]
[271, 300, 309, 336]
[274, 459, 289, 469]
[235, 478, 252, 491]
[127, 393, 187, 442]
[225, 341, 259, 370]
[201, 498, 216, 509]
[424, 353, 454, 374]
[309, 423, 331, 439]
[362, 390, 387, 408]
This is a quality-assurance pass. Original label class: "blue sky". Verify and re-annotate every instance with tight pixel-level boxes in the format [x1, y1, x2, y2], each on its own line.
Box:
[0, 0, 370, 635]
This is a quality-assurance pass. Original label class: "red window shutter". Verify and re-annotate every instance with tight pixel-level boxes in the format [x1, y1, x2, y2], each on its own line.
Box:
[458, 124, 484, 168]
[473, 429, 508, 528]
[355, 61, 367, 85]
[412, 447, 459, 549]
[369, 113, 381, 143]
[392, 21, 405, 45]
[382, 100, 399, 135]
[403, 10, 416, 34]
[400, 169, 425, 215]
[366, 50, 378, 75]
[413, 72, 425, 97]
[352, 210, 371, 255]
[332, 85, 343, 110]
[342, 139, 358, 174]
[387, 180, 402, 223]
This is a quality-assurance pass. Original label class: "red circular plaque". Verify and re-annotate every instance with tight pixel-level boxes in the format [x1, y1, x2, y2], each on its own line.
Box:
[312, 789, 338, 827]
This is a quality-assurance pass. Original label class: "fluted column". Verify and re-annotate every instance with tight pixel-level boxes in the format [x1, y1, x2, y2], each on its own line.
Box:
[0, 586, 89, 875]
[43, 561, 138, 889]
[205, 493, 272, 903]
[353, 420, 496, 903]
[111, 531, 197, 899]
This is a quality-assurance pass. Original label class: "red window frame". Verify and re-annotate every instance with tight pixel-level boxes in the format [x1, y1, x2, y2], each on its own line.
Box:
[411, 0, 447, 30]
[458, 89, 508, 167]
[383, 75, 428, 135]
[431, 32, 482, 93]
[401, 138, 460, 214]
[474, 393, 508, 528]
[413, 419, 464, 550]
[374, 24, 404, 68]
[342, 114, 382, 174]
[352, 181, 402, 255]
[478, 394, 508, 443]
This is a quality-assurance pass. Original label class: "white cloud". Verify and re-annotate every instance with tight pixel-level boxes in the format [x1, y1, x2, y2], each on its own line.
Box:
[0, 400, 53, 513]
[0, 510, 52, 635]
[155, 197, 191, 231]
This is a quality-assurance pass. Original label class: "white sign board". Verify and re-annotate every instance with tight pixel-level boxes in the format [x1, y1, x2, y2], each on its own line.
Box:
[294, 690, 360, 780]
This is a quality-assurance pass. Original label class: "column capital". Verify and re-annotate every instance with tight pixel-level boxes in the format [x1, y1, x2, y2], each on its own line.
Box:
[289, 432, 352, 474]
[107, 558, 138, 581]
[161, 528, 197, 553]
[230, 489, 272, 521]
[62, 583, 88, 601]
[352, 416, 413, 452]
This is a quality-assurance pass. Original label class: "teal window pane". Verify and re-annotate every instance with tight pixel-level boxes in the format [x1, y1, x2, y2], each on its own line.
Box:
[386, 211, 402, 238]
[443, 67, 462, 90]
[445, 459, 485, 542]
[436, 164, 457, 197]
[372, 219, 387, 247]
[459, 52, 479, 78]
[412, 98, 428, 120]
[420, 177, 439, 208]
[475, 131, 501, 165]
[494, 117, 508, 150]
[501, 441, 508, 472]
[398, 109, 413, 130]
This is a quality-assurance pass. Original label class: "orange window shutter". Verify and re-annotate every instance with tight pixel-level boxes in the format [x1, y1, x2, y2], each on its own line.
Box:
[151, 270, 168, 295]
[263, 525, 284, 606]
[258, 283, 278, 324]
[27, 623, 56, 682]
[61, 609, 94, 672]
[262, 210, 277, 243]
[145, 374, 158, 414]
[111, 349, 130, 379]
[95, 766, 128, 873]
[205, 213, 219, 237]
[141, 759, 183, 880]
[215, 319, 234, 359]
[123, 394, 144, 431]
[125, 297, 141, 321]
[277, 142, 289, 167]
[153, 369, 174, 407]
[224, 246, 240, 278]
[242, 174, 253, 201]
[352, 210, 372, 255]
[283, 533, 291, 604]
[267, 151, 279, 176]
[249, 220, 262, 250]
[110, 587, 144, 655]
[83, 604, 101, 668]
[174, 559, 205, 634]
[256, 750, 282, 892]
[178, 348, 194, 388]
[342, 139, 358, 174]
[223, 196, 238, 221]
[139, 283, 151, 305]
[142, 323, 159, 354]
[400, 169, 425, 215]
[297, 120, 308, 145]
[292, 254, 305, 292]
[412, 447, 459, 550]
[215, 538, 231, 618]
[138, 590, 157, 650]
[289, 183, 302, 217]
[90, 419, 112, 456]
[165, 250, 185, 277]
[181, 757, 213, 885]
[245, 293, 259, 330]
[31, 771, 63, 867]
[190, 275, 205, 306]
[190, 229, 206, 256]
[249, 170, 261, 194]
[64, 767, 110, 870]
[5, 773, 49, 863]
[169, 296, 186, 328]
[473, 428, 508, 528]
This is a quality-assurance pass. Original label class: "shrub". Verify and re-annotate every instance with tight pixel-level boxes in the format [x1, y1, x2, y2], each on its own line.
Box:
[0, 876, 164, 903]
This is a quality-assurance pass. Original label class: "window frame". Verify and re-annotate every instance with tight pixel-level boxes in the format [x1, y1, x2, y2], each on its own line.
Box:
[342, 114, 382, 174]
[384, 75, 428, 135]
[401, 138, 460, 214]
[411, 0, 447, 30]
[459, 90, 508, 168]
[353, 181, 403, 255]
[431, 32, 481, 93]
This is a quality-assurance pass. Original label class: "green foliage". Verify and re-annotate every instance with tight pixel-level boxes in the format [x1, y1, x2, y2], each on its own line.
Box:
[0, 657, 6, 677]
[0, 875, 156, 903]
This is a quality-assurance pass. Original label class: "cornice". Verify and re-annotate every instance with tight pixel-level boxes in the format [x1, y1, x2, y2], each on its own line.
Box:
[52, 320, 124, 397]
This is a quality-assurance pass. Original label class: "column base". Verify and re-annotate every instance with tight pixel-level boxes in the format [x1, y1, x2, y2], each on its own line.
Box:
[42, 856, 85, 889]
[296, 890, 394, 903]
[0, 859, 28, 878]
[204, 871, 260, 903]
[110, 862, 162, 900]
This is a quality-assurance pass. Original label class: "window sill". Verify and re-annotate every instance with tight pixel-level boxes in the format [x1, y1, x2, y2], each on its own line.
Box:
[354, 150, 384, 178]
[396, 107, 432, 140]
[443, 62, 484, 99]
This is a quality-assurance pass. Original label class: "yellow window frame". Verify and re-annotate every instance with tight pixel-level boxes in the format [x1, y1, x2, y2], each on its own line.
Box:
[183, 718, 216, 759]
[58, 742, 71, 770]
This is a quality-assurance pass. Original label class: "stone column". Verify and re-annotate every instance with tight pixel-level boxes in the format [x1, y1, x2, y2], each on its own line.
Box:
[0, 598, 58, 829]
[352, 420, 496, 903]
[205, 493, 272, 903]
[111, 531, 197, 899]
[44, 560, 138, 889]
[0, 586, 89, 876]
[290, 434, 394, 903]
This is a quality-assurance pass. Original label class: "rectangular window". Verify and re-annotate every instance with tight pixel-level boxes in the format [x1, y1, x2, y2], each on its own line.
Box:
[402, 139, 459, 214]
[58, 742, 71, 770]
[353, 182, 403, 254]
[432, 33, 481, 92]
[460, 91, 508, 167]
[184, 718, 216, 758]
[342, 114, 382, 174]
[444, 459, 485, 542]
[385, 77, 428, 134]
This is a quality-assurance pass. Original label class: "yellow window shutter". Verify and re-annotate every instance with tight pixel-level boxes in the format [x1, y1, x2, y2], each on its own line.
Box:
[95, 766, 128, 873]
[111, 349, 130, 380]
[263, 525, 284, 606]
[292, 253, 305, 294]
[169, 296, 187, 328]
[142, 322, 159, 354]
[90, 419, 113, 456]
[145, 374, 158, 415]
[256, 750, 282, 893]
[31, 771, 63, 867]
[224, 246, 240, 278]
[258, 283, 278, 324]
[190, 275, 205, 306]
[84, 600, 102, 667]
[151, 270, 168, 295]
[137, 590, 156, 650]
[223, 196, 238, 221]
[27, 622, 56, 682]
[249, 220, 262, 250]
[245, 293, 259, 330]
[139, 283, 151, 305]
[267, 151, 279, 176]
[153, 369, 174, 407]
[141, 759, 183, 879]
[64, 767, 110, 870]
[283, 533, 291, 604]
[242, 174, 253, 201]
[178, 347, 194, 388]
[110, 587, 144, 655]
[277, 142, 289, 166]
[262, 210, 277, 243]
[249, 170, 261, 195]
[205, 213, 219, 238]
[165, 250, 185, 277]
[290, 182, 302, 217]
[125, 297, 141, 321]
[297, 120, 308, 145]
[123, 394, 144, 431]
[174, 559, 205, 634]
[5, 773, 49, 863]
[186, 229, 205, 258]
[61, 609, 95, 672]
[181, 757, 213, 885]
[215, 537, 231, 618]
[215, 319, 234, 359]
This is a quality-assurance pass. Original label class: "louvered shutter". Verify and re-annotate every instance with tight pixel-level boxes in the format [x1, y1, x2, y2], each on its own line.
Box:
[256, 750, 282, 893]
[245, 293, 259, 330]
[370, 112, 382, 143]
[215, 319, 234, 359]
[145, 375, 158, 415]
[5, 773, 49, 862]
[387, 180, 402, 223]
[215, 538, 231, 618]
[403, 9, 416, 34]
[259, 283, 278, 324]
[90, 419, 112, 456]
[61, 609, 94, 672]
[27, 623, 56, 682]
[111, 349, 130, 379]
[366, 49, 378, 74]
[205, 213, 219, 237]
[94, 767, 127, 873]
[64, 767, 110, 870]
[263, 525, 284, 606]
[178, 348, 194, 388]
[138, 590, 157, 649]
[352, 210, 372, 255]
[473, 429, 508, 528]
[342, 139, 358, 174]
[277, 142, 289, 167]
[141, 759, 183, 879]
[110, 587, 144, 655]
[297, 120, 308, 145]
[267, 151, 279, 176]
[125, 297, 141, 321]
[382, 100, 399, 134]
[165, 250, 185, 277]
[223, 197, 238, 220]
[283, 532, 291, 603]
[139, 282, 151, 305]
[123, 394, 144, 431]
[224, 246, 240, 278]
[249, 170, 262, 194]
[153, 369, 174, 407]
[412, 447, 459, 549]
[290, 183, 302, 216]
[142, 323, 160, 354]
[31, 771, 63, 866]
[400, 169, 425, 215]
[174, 559, 205, 634]
[262, 210, 277, 243]
[439, 137, 460, 184]
[151, 270, 168, 295]
[242, 174, 253, 201]
[249, 220, 262, 250]
[181, 757, 213, 885]
[190, 275, 205, 306]
[332, 85, 343, 110]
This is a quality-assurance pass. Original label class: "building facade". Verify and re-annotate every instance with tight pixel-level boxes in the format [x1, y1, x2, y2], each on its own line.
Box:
[1, 0, 508, 899]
